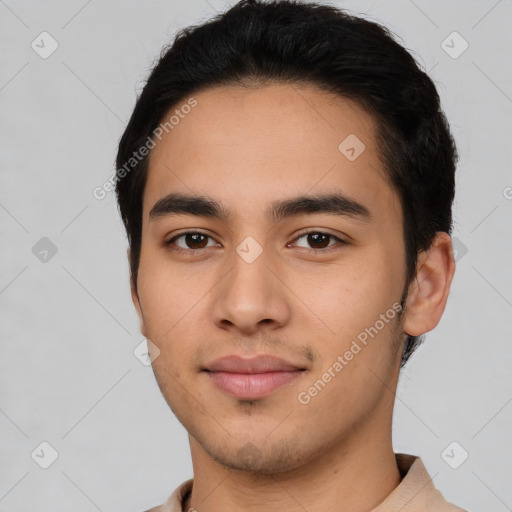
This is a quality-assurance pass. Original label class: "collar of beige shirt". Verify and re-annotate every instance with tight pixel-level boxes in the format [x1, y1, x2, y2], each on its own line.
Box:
[144, 453, 466, 512]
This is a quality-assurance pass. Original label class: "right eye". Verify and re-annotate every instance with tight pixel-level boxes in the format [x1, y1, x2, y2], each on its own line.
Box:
[164, 231, 219, 253]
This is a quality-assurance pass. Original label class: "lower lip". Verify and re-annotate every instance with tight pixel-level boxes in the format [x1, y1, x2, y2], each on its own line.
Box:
[206, 371, 302, 399]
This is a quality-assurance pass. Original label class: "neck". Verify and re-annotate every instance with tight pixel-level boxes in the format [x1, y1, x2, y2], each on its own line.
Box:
[183, 418, 401, 512]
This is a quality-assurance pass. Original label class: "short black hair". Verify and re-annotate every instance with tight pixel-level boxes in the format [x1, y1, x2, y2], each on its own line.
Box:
[115, 0, 458, 367]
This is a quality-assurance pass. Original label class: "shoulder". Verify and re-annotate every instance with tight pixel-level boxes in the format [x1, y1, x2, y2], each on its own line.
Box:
[393, 453, 467, 512]
[140, 478, 194, 512]
[426, 485, 467, 512]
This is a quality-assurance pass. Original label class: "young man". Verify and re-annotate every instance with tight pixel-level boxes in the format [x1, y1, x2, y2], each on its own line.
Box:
[115, 1, 465, 510]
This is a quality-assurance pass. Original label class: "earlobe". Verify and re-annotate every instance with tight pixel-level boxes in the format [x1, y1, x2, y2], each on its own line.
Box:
[128, 248, 147, 337]
[402, 232, 456, 337]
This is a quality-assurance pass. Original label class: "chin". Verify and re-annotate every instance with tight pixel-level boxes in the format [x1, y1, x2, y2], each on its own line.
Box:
[201, 436, 312, 475]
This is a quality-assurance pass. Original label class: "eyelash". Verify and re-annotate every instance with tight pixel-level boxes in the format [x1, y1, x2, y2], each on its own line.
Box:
[163, 230, 348, 256]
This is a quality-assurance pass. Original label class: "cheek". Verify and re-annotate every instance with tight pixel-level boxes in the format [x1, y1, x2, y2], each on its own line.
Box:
[138, 245, 203, 313]
[136, 256, 218, 370]
[291, 251, 403, 368]
[294, 257, 395, 329]
[137, 260, 191, 345]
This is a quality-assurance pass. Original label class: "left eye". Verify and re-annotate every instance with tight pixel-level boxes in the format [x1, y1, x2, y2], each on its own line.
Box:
[291, 231, 345, 251]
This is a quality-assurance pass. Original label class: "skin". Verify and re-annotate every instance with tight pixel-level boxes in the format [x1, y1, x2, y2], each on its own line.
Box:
[130, 83, 455, 512]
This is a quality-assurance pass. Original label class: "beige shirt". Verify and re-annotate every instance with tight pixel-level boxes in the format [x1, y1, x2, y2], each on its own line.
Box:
[144, 453, 466, 512]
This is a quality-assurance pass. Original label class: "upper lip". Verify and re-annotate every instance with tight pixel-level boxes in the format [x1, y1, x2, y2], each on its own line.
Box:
[204, 355, 306, 374]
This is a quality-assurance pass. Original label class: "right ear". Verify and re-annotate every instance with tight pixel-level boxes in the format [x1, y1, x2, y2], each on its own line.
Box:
[128, 248, 146, 337]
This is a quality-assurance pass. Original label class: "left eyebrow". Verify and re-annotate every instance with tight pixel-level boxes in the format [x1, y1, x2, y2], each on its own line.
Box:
[268, 193, 372, 223]
[148, 192, 372, 223]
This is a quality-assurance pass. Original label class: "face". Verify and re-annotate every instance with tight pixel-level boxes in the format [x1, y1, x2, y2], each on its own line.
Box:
[132, 83, 409, 473]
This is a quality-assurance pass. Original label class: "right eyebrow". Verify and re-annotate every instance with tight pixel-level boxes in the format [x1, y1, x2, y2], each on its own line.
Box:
[149, 193, 231, 222]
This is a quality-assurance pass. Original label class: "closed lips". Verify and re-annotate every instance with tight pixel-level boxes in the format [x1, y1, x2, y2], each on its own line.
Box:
[203, 355, 306, 399]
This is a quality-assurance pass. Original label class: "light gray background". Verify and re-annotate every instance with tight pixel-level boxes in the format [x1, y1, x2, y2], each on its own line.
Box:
[1, 0, 511, 510]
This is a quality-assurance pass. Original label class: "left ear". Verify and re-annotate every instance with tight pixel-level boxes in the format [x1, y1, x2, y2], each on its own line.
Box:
[403, 232, 456, 336]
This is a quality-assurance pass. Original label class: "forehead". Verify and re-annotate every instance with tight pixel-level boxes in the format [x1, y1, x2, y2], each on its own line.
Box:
[143, 83, 397, 223]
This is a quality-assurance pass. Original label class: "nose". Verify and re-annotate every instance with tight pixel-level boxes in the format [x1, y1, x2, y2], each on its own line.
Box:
[210, 242, 291, 335]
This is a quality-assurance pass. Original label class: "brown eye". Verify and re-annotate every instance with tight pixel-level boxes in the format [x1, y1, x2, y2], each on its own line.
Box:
[292, 231, 345, 251]
[165, 232, 217, 251]
[306, 233, 330, 249]
[183, 233, 209, 249]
